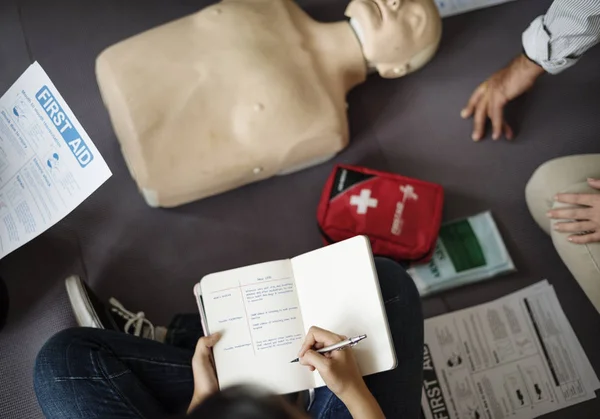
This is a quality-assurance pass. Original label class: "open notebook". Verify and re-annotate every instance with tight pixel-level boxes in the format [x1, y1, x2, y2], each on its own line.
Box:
[194, 236, 396, 394]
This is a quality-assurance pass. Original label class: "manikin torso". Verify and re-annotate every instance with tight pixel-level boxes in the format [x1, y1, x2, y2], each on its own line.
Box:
[97, 0, 438, 207]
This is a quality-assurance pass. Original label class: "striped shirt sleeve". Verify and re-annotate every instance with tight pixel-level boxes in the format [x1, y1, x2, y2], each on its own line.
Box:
[522, 0, 600, 74]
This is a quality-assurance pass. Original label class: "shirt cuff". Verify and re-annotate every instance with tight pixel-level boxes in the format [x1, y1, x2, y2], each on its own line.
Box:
[522, 15, 579, 75]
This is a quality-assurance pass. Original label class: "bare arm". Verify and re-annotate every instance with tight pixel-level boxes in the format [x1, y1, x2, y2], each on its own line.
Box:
[462, 0, 600, 141]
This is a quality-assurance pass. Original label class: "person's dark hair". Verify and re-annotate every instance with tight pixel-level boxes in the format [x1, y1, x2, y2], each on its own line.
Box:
[183, 385, 299, 419]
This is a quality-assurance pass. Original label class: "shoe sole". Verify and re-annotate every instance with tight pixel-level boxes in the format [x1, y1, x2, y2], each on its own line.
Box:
[65, 275, 103, 329]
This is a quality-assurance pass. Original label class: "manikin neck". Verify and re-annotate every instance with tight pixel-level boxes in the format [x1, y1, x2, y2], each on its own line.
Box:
[349, 18, 377, 74]
[303, 20, 368, 91]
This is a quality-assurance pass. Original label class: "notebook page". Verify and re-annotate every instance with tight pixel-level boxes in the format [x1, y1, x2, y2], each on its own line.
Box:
[201, 260, 314, 393]
[291, 236, 396, 388]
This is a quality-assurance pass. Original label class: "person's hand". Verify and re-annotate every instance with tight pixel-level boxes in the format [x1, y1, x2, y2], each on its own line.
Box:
[299, 327, 384, 419]
[461, 53, 545, 142]
[188, 333, 221, 413]
[298, 327, 365, 399]
[548, 179, 600, 244]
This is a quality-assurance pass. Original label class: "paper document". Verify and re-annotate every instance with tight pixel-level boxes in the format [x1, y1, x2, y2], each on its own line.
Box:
[435, 0, 519, 17]
[196, 236, 396, 394]
[0, 62, 111, 259]
[421, 281, 600, 419]
[409, 211, 516, 296]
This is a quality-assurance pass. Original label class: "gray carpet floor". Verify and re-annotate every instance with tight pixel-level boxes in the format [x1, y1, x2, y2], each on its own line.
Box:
[1, 0, 599, 417]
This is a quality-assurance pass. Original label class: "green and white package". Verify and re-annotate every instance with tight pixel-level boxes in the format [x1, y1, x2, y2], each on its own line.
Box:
[408, 211, 515, 296]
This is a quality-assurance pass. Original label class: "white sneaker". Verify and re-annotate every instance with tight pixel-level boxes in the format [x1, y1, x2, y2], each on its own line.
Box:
[65, 275, 156, 339]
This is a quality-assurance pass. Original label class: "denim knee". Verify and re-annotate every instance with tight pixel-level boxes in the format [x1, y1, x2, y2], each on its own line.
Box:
[374, 257, 420, 304]
[35, 329, 72, 383]
[34, 328, 100, 399]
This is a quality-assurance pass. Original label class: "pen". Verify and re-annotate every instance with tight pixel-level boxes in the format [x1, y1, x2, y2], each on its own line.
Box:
[290, 334, 367, 363]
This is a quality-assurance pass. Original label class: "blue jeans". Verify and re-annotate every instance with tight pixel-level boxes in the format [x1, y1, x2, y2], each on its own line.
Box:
[34, 258, 423, 418]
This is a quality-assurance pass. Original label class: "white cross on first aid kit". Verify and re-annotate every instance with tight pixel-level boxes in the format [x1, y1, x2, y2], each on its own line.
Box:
[350, 189, 378, 214]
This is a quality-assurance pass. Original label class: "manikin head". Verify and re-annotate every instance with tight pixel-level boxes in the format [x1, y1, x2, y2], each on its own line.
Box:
[345, 0, 442, 78]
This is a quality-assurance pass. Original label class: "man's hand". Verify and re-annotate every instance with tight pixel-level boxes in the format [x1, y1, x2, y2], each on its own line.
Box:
[188, 333, 221, 413]
[461, 53, 545, 142]
[548, 179, 600, 244]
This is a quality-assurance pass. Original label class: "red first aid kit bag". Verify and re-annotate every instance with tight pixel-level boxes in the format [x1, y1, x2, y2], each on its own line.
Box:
[317, 165, 444, 262]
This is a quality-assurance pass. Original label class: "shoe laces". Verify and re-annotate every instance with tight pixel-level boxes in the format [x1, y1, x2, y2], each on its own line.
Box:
[109, 297, 155, 339]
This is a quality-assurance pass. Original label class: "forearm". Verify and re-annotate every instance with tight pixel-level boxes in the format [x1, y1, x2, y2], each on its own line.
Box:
[187, 389, 212, 414]
[340, 384, 385, 419]
[514, 53, 546, 82]
[522, 0, 600, 74]
[187, 397, 201, 415]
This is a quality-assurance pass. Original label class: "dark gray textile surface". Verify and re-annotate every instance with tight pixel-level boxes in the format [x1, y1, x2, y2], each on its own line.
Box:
[1, 0, 599, 417]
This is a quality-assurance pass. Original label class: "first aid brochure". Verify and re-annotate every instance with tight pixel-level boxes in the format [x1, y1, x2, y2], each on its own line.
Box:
[0, 62, 111, 259]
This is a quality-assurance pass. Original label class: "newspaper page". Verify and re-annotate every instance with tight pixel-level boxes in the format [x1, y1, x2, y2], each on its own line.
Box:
[435, 0, 520, 18]
[422, 281, 600, 419]
[0, 62, 111, 259]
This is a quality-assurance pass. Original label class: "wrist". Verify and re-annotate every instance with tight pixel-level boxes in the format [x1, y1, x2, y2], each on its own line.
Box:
[338, 381, 369, 404]
[339, 383, 384, 418]
[517, 53, 545, 79]
[187, 391, 210, 414]
[343, 386, 385, 419]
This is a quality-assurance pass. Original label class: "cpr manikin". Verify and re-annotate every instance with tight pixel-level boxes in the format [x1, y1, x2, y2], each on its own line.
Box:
[97, 0, 442, 207]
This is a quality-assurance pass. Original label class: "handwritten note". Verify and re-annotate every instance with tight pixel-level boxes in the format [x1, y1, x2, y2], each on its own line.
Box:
[200, 260, 314, 394]
[245, 282, 295, 303]
[243, 278, 304, 354]
[257, 334, 304, 351]
[203, 260, 306, 358]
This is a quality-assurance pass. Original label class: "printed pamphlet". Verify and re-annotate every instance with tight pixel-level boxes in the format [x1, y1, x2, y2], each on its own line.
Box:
[408, 211, 515, 296]
[0, 62, 111, 259]
[435, 0, 519, 17]
[421, 281, 600, 419]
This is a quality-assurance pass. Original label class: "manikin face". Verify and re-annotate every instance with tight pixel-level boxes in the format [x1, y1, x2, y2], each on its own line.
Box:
[345, 0, 441, 78]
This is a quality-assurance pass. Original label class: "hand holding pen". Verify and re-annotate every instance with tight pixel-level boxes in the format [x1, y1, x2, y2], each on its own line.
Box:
[290, 334, 367, 363]
[294, 327, 369, 400]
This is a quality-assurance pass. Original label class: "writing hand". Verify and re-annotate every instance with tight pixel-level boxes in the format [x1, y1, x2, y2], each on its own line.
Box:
[547, 179, 600, 244]
[188, 333, 221, 413]
[299, 327, 384, 419]
[461, 53, 544, 142]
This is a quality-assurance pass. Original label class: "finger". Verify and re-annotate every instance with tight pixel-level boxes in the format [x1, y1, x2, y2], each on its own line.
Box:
[472, 99, 488, 141]
[299, 350, 331, 372]
[547, 208, 592, 220]
[489, 94, 506, 140]
[553, 221, 597, 233]
[554, 193, 596, 206]
[569, 231, 600, 244]
[195, 333, 221, 354]
[298, 334, 318, 357]
[461, 84, 486, 119]
[588, 178, 600, 190]
[503, 122, 514, 141]
[202, 333, 221, 347]
[299, 327, 343, 357]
